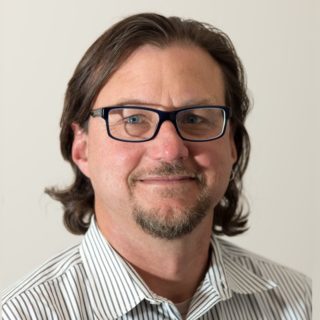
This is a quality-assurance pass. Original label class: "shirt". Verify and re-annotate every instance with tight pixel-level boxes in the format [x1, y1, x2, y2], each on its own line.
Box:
[2, 218, 312, 320]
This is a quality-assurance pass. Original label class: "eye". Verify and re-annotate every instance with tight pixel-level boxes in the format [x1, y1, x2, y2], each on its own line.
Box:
[182, 114, 205, 124]
[124, 114, 144, 124]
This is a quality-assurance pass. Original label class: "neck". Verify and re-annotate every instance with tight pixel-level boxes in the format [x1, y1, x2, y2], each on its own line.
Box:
[97, 212, 213, 303]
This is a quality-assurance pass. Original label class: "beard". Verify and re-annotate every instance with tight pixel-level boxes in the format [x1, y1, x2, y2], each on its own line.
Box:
[129, 161, 214, 240]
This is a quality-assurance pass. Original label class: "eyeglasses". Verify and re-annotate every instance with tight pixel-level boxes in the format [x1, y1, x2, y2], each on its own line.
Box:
[90, 105, 231, 142]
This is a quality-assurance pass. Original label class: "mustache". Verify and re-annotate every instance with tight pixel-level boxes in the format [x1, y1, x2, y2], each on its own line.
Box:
[129, 161, 205, 185]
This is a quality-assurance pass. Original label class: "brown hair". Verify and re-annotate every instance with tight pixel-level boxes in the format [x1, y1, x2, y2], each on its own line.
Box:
[46, 13, 251, 236]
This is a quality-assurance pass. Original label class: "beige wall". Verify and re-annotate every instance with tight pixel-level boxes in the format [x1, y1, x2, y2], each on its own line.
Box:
[1, 0, 319, 317]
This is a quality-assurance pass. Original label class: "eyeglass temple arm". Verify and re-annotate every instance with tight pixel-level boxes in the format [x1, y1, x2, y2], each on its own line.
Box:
[90, 109, 104, 117]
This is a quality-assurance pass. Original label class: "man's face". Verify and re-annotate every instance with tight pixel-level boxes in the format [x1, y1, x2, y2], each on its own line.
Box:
[73, 44, 237, 239]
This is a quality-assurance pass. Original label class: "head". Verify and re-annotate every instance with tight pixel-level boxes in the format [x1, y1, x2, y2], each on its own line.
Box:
[46, 13, 251, 237]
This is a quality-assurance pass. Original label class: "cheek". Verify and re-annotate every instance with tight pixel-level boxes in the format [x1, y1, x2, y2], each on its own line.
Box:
[88, 137, 143, 190]
[193, 142, 234, 183]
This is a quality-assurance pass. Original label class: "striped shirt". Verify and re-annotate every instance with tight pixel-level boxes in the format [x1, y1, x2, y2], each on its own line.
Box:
[2, 218, 312, 319]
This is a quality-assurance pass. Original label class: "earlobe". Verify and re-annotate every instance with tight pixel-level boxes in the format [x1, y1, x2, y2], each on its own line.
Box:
[71, 123, 90, 177]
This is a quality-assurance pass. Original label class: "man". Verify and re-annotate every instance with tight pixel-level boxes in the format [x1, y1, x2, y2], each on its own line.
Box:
[2, 13, 311, 319]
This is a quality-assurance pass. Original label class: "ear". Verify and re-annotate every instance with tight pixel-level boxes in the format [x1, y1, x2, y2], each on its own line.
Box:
[71, 123, 90, 177]
[228, 125, 238, 165]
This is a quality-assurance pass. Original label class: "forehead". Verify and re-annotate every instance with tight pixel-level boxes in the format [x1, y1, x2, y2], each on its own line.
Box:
[94, 43, 225, 108]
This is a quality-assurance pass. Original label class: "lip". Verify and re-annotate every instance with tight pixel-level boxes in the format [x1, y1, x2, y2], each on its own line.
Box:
[138, 175, 197, 185]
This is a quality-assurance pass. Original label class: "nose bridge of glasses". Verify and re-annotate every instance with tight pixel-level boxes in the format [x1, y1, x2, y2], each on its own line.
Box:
[156, 109, 180, 135]
[149, 110, 189, 160]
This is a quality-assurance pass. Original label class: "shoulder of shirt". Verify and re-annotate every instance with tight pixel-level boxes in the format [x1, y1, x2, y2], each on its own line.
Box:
[215, 236, 312, 288]
[1, 243, 82, 304]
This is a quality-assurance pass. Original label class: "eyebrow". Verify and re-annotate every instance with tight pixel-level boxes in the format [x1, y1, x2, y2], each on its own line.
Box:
[109, 97, 219, 108]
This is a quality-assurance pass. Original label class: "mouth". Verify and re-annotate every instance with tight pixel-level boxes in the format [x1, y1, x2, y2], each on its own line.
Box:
[138, 175, 198, 185]
[129, 161, 204, 189]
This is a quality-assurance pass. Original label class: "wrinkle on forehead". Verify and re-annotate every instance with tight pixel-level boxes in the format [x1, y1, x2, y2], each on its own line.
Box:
[94, 43, 225, 109]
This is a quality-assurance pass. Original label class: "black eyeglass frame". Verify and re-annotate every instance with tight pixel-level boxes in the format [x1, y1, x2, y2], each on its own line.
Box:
[90, 105, 232, 142]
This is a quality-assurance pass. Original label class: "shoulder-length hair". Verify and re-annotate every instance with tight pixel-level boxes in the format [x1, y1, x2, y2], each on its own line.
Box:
[46, 13, 251, 236]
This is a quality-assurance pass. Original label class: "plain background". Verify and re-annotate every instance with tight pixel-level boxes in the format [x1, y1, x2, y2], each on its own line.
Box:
[1, 0, 319, 317]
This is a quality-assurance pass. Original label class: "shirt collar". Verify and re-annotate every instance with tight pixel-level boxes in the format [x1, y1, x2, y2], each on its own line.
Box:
[210, 236, 277, 296]
[80, 218, 277, 319]
[186, 236, 277, 319]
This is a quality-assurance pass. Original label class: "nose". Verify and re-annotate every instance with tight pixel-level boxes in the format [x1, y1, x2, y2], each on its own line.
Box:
[146, 121, 189, 161]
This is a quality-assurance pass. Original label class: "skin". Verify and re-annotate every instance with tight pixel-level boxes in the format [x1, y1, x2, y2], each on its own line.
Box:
[72, 44, 237, 303]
